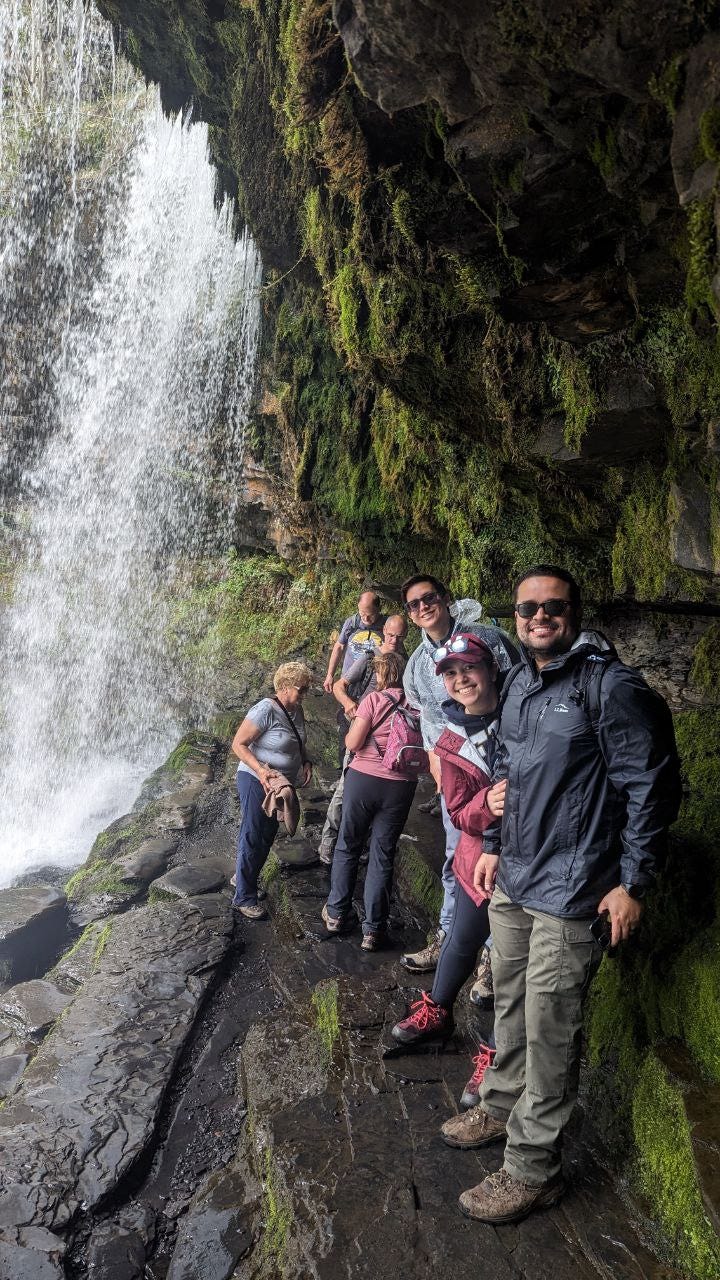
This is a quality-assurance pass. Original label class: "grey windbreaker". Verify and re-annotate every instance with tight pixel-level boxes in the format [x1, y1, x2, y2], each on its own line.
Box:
[485, 631, 682, 917]
[403, 599, 519, 751]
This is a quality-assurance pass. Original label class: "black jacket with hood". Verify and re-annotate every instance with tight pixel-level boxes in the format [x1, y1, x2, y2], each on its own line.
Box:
[484, 631, 682, 918]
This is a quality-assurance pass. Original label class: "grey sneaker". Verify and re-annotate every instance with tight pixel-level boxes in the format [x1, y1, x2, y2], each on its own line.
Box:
[469, 945, 494, 1007]
[418, 795, 442, 817]
[458, 1168, 565, 1223]
[400, 927, 446, 973]
[440, 1105, 507, 1150]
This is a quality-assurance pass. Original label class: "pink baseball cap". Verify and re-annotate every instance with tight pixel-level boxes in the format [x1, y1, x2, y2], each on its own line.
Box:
[434, 632, 496, 674]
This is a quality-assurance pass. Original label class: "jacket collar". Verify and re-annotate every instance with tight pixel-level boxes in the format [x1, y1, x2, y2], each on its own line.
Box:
[519, 629, 616, 680]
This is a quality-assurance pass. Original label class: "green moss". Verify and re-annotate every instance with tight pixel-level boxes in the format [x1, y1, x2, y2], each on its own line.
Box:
[648, 56, 683, 119]
[64, 861, 102, 898]
[685, 199, 718, 319]
[147, 885, 179, 905]
[65, 860, 141, 902]
[311, 978, 339, 1061]
[699, 105, 720, 164]
[397, 844, 443, 921]
[588, 124, 618, 184]
[164, 742, 193, 775]
[633, 1053, 720, 1279]
[545, 345, 597, 450]
[261, 1146, 292, 1267]
[259, 851, 282, 889]
[611, 463, 673, 599]
[91, 922, 113, 970]
[690, 622, 720, 693]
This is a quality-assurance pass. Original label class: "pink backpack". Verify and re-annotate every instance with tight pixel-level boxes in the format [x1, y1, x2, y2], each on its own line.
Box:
[373, 694, 429, 777]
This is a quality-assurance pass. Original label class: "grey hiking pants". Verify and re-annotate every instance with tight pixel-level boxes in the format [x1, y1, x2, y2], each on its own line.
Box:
[480, 889, 602, 1184]
[319, 750, 350, 855]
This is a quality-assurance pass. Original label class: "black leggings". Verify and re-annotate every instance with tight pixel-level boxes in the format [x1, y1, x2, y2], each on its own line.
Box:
[432, 880, 491, 1010]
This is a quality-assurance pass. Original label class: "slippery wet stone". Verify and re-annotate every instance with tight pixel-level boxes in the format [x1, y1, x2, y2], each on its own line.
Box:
[50, 922, 112, 995]
[86, 1223, 146, 1280]
[0, 979, 72, 1041]
[0, 1052, 30, 1098]
[115, 836, 178, 884]
[0, 886, 68, 985]
[152, 859, 229, 899]
[0, 1227, 65, 1280]
[0, 895, 234, 1236]
[156, 784, 205, 833]
[166, 1168, 255, 1280]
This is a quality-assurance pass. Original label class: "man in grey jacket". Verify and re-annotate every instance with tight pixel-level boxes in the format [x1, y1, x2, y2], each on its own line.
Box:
[441, 565, 681, 1224]
[400, 574, 518, 971]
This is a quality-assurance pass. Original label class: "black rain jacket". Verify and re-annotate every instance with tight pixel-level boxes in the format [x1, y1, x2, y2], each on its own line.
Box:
[485, 631, 682, 917]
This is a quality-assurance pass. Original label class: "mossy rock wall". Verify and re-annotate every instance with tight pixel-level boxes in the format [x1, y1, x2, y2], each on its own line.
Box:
[95, 2, 720, 1274]
[99, 0, 720, 603]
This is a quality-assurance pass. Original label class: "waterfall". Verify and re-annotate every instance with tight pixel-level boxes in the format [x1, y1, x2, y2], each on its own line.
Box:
[0, 1, 262, 887]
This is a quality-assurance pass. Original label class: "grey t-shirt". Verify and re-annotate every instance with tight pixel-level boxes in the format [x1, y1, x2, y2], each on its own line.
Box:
[237, 697, 306, 786]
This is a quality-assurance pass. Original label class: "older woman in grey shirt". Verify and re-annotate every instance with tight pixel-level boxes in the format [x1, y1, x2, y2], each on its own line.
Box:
[231, 661, 312, 919]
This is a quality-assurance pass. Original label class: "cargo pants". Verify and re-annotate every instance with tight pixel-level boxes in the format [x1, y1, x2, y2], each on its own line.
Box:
[480, 888, 602, 1184]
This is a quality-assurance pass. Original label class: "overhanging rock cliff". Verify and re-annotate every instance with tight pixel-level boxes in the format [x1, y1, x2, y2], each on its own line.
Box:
[101, 0, 720, 601]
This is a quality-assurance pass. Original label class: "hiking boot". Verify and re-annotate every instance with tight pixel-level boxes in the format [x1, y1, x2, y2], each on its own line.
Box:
[318, 844, 334, 866]
[440, 1105, 507, 1150]
[321, 903, 347, 934]
[391, 991, 453, 1045]
[458, 1168, 565, 1224]
[400, 927, 446, 973]
[469, 945, 494, 1007]
[418, 794, 442, 817]
[230, 875, 266, 901]
[361, 930, 385, 951]
[233, 902, 267, 921]
[460, 1043, 496, 1110]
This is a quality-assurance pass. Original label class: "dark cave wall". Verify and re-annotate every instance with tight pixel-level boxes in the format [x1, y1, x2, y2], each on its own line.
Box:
[95, 3, 720, 1274]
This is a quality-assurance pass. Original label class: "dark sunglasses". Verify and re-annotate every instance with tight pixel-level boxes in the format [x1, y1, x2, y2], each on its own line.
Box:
[515, 598, 572, 620]
[405, 591, 444, 614]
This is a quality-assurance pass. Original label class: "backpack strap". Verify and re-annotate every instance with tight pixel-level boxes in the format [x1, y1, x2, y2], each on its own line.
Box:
[368, 692, 402, 754]
[569, 655, 615, 733]
[271, 696, 308, 763]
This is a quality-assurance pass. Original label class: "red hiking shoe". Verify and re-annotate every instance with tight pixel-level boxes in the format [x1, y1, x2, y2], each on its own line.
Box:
[460, 1043, 496, 1110]
[391, 991, 453, 1045]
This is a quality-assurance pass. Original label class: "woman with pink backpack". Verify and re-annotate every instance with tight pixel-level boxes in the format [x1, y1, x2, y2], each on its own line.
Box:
[322, 651, 426, 950]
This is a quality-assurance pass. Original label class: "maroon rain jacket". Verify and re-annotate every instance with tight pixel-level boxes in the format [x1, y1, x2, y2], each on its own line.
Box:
[434, 725, 496, 907]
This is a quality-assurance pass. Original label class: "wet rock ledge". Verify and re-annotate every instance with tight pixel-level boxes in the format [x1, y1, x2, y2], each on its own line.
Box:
[0, 696, 691, 1278]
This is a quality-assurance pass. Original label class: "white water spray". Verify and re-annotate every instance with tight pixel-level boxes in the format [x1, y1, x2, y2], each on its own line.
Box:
[0, 2, 262, 886]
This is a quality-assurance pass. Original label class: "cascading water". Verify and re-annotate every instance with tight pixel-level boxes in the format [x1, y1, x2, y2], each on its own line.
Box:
[0, 1, 262, 887]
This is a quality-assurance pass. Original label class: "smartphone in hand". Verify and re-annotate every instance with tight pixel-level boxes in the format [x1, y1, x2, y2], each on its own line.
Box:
[590, 912, 616, 957]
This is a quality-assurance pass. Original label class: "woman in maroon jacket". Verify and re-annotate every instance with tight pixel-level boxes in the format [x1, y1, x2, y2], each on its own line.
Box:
[391, 633, 506, 1111]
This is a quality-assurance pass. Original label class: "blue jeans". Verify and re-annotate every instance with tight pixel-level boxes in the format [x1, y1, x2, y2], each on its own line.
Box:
[233, 771, 279, 907]
[439, 793, 460, 931]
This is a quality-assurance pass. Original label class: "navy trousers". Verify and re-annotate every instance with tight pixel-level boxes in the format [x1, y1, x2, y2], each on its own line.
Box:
[432, 879, 491, 1011]
[327, 767, 416, 934]
[233, 771, 278, 907]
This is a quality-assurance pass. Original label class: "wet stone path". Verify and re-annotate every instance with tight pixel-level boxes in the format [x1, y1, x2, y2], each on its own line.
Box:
[0, 703, 684, 1279]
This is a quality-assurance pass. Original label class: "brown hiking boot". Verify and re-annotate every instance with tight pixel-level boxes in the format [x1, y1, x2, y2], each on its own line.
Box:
[400, 926, 446, 973]
[458, 1168, 565, 1224]
[440, 1105, 507, 1150]
[469, 945, 494, 1007]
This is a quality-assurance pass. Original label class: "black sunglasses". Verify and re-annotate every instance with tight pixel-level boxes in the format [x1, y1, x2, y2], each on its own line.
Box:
[515, 598, 572, 620]
[405, 591, 444, 614]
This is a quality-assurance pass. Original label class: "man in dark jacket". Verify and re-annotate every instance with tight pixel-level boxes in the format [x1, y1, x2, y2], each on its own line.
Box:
[441, 565, 681, 1224]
